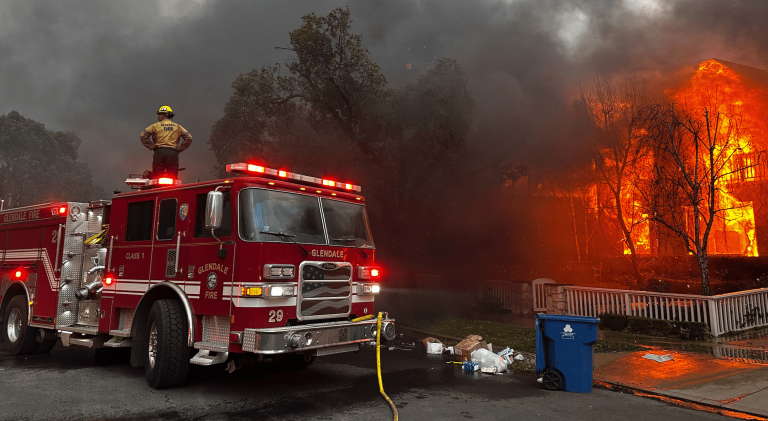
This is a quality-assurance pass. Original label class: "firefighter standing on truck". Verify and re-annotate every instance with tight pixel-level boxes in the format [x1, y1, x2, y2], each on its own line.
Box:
[139, 105, 192, 178]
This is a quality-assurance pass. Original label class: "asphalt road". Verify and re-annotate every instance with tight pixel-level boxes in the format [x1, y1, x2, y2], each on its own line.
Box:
[0, 335, 729, 421]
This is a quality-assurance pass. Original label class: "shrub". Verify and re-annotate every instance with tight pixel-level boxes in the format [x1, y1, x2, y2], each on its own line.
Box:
[598, 313, 710, 341]
[598, 313, 629, 331]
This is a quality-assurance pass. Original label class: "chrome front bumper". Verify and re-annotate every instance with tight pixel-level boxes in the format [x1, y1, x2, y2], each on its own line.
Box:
[241, 318, 395, 355]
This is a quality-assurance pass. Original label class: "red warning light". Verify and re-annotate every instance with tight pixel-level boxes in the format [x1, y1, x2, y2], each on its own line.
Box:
[248, 164, 265, 173]
[278, 170, 287, 177]
[52, 205, 68, 216]
[14, 270, 22, 279]
[322, 179, 336, 187]
[158, 177, 174, 185]
[345, 184, 353, 190]
[104, 276, 114, 286]
[371, 269, 380, 278]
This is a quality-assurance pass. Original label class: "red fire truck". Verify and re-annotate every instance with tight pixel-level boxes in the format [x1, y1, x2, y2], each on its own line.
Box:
[0, 162, 394, 388]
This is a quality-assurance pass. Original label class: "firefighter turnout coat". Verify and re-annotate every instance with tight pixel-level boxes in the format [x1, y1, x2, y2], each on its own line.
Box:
[140, 120, 193, 152]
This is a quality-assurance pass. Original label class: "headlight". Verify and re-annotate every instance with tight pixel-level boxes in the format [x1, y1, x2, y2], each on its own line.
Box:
[267, 284, 295, 298]
[359, 283, 381, 295]
[263, 264, 296, 279]
[240, 284, 294, 298]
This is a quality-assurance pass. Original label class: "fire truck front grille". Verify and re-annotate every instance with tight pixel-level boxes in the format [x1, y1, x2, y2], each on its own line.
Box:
[300, 299, 351, 316]
[298, 262, 351, 320]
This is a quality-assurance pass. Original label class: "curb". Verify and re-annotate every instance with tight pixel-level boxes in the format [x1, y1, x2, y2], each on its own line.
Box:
[594, 381, 768, 420]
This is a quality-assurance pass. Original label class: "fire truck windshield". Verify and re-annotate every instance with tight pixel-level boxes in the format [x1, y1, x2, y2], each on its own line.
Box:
[239, 189, 325, 244]
[323, 199, 374, 248]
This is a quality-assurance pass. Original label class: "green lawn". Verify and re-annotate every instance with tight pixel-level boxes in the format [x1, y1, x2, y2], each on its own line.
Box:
[426, 317, 644, 354]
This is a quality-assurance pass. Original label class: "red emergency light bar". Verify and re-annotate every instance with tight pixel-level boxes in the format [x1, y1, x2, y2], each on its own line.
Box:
[125, 177, 182, 188]
[149, 177, 181, 186]
[226, 162, 362, 193]
[51, 204, 68, 216]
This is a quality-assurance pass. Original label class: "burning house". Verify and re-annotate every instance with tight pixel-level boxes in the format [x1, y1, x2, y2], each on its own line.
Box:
[532, 59, 768, 262]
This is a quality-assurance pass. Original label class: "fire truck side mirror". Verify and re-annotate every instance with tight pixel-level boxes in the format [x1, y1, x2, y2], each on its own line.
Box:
[205, 191, 224, 230]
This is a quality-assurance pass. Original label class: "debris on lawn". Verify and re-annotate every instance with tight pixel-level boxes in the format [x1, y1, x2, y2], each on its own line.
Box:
[497, 347, 515, 365]
[642, 353, 674, 363]
[462, 361, 479, 372]
[454, 334, 488, 362]
[471, 348, 509, 373]
[422, 337, 443, 348]
[422, 337, 445, 354]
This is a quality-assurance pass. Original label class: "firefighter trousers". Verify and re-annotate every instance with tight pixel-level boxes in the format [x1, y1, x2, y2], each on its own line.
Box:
[152, 147, 179, 178]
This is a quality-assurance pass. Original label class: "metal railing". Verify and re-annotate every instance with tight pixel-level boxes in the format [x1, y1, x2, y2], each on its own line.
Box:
[532, 278, 556, 311]
[471, 279, 517, 310]
[563, 285, 768, 336]
[409, 274, 541, 314]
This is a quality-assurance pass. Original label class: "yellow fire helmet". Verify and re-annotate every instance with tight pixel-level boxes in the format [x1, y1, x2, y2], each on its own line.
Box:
[157, 105, 174, 115]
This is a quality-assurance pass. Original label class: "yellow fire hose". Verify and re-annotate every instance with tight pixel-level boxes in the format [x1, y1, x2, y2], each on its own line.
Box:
[351, 312, 398, 420]
[376, 312, 398, 421]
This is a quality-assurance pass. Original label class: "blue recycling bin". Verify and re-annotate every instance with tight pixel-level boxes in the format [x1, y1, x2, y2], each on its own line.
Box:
[535, 314, 600, 393]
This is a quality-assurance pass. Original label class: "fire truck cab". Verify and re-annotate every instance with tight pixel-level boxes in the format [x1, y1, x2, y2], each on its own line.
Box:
[0, 162, 394, 388]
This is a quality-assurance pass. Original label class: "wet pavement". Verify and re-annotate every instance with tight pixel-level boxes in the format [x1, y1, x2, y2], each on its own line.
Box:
[0, 334, 735, 421]
[601, 328, 768, 364]
[594, 347, 768, 418]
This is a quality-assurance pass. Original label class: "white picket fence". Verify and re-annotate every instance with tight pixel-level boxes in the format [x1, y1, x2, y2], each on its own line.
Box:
[563, 285, 768, 336]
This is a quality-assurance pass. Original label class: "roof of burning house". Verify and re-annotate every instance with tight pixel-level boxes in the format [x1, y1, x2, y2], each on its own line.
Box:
[712, 58, 768, 89]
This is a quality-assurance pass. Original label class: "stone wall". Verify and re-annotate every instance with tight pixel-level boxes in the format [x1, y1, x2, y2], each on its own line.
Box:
[544, 284, 569, 315]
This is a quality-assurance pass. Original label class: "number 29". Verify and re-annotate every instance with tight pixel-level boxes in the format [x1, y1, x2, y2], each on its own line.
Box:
[268, 309, 283, 323]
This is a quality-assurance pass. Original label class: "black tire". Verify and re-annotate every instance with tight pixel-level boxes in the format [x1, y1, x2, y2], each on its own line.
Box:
[542, 369, 563, 391]
[35, 328, 58, 353]
[2, 295, 38, 355]
[282, 351, 316, 370]
[144, 299, 190, 389]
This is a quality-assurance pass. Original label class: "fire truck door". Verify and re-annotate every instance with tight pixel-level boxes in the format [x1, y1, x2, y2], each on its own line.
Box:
[152, 198, 185, 283]
[115, 199, 155, 303]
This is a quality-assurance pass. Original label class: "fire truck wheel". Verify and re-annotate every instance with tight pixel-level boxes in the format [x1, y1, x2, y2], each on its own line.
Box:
[144, 299, 190, 389]
[34, 328, 58, 353]
[2, 295, 38, 355]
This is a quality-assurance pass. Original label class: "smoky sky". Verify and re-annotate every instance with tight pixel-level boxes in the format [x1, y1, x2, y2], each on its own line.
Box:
[0, 0, 766, 193]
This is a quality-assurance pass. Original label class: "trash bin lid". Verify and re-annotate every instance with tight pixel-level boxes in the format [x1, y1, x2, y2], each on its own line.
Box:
[536, 314, 599, 324]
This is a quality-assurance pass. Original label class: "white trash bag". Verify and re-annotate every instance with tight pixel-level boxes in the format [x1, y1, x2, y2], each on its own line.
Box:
[471, 348, 509, 373]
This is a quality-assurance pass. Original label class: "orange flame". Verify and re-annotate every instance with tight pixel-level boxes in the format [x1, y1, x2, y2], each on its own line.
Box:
[665, 59, 766, 256]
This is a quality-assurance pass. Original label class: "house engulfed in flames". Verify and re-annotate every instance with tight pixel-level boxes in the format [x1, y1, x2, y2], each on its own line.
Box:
[532, 59, 768, 260]
[629, 59, 768, 257]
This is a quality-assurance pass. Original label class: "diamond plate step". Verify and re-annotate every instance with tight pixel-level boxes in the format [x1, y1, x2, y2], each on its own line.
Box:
[190, 349, 229, 366]
[109, 329, 131, 337]
[194, 340, 229, 353]
[104, 337, 133, 348]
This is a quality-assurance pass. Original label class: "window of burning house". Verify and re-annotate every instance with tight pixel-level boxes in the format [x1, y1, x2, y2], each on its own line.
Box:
[238, 189, 325, 245]
[157, 199, 177, 241]
[323, 199, 374, 248]
[195, 192, 232, 238]
[125, 200, 154, 241]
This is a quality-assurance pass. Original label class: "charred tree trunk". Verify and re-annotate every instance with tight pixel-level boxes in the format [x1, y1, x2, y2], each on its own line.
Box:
[695, 250, 711, 296]
[570, 195, 581, 262]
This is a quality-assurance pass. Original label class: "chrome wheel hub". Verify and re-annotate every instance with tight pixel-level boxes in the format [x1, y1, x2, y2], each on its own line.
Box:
[7, 308, 21, 343]
[148, 322, 158, 368]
